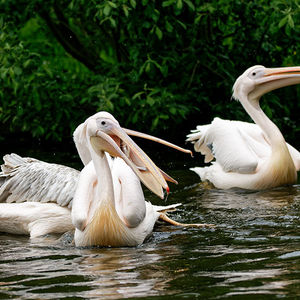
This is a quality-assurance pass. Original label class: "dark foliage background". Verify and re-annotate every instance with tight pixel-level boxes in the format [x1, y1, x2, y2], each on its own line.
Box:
[1, 0, 299, 160]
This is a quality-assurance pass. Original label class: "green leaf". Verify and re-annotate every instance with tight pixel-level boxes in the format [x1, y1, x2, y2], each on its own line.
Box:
[23, 59, 32, 68]
[152, 116, 159, 129]
[36, 125, 45, 136]
[162, 0, 176, 7]
[160, 114, 169, 120]
[288, 15, 294, 28]
[109, 17, 116, 27]
[176, 19, 187, 30]
[223, 36, 233, 50]
[88, 84, 101, 94]
[146, 97, 155, 106]
[169, 107, 177, 114]
[132, 91, 145, 100]
[132, 111, 139, 123]
[145, 62, 151, 73]
[0, 68, 8, 79]
[103, 5, 111, 16]
[12, 79, 19, 95]
[42, 63, 53, 78]
[19, 18, 40, 39]
[130, 0, 136, 8]
[183, 0, 195, 10]
[123, 5, 129, 17]
[155, 26, 163, 40]
[106, 99, 114, 110]
[9, 67, 14, 79]
[165, 20, 173, 32]
[14, 66, 22, 76]
[152, 9, 160, 22]
[176, 0, 183, 10]
[278, 16, 288, 28]
[108, 1, 117, 8]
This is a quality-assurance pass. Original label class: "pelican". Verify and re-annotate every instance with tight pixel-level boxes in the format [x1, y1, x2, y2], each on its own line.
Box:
[187, 65, 300, 190]
[0, 112, 211, 247]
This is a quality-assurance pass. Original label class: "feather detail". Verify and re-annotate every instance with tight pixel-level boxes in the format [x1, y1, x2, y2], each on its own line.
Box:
[0, 153, 79, 207]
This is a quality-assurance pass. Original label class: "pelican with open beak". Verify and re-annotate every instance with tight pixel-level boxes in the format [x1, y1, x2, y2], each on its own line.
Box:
[0, 112, 210, 247]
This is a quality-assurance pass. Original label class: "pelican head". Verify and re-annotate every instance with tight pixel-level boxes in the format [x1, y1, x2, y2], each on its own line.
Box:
[74, 111, 169, 199]
[232, 65, 300, 103]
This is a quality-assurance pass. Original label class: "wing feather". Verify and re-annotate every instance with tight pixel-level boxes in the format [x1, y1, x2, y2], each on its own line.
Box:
[186, 124, 214, 163]
[0, 153, 79, 208]
[187, 118, 264, 173]
[208, 118, 259, 173]
[189, 117, 300, 175]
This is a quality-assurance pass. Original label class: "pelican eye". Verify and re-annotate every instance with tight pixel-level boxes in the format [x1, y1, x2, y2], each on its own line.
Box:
[248, 68, 264, 79]
[101, 121, 106, 125]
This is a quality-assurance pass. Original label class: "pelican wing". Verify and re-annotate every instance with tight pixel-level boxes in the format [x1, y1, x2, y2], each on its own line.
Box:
[0, 153, 79, 208]
[188, 117, 300, 174]
[187, 118, 271, 174]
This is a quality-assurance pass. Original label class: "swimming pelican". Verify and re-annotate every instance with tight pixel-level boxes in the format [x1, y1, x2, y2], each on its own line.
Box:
[187, 65, 300, 190]
[0, 112, 210, 247]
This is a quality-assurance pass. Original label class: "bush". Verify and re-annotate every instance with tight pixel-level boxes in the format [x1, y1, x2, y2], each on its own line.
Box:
[0, 0, 299, 147]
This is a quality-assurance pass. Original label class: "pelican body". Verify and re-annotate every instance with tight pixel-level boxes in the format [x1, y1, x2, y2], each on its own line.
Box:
[0, 112, 196, 247]
[187, 66, 300, 190]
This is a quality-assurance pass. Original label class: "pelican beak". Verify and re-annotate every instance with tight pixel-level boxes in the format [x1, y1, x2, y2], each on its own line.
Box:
[250, 66, 300, 100]
[123, 128, 193, 156]
[90, 122, 170, 199]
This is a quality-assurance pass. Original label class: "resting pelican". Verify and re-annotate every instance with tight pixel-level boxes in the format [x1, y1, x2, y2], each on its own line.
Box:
[0, 112, 208, 247]
[187, 65, 300, 190]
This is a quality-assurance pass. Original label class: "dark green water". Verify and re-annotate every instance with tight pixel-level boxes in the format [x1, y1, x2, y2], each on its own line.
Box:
[0, 164, 299, 299]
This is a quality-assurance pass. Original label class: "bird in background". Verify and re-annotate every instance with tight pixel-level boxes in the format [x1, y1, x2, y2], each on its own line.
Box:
[0, 111, 211, 247]
[187, 65, 300, 190]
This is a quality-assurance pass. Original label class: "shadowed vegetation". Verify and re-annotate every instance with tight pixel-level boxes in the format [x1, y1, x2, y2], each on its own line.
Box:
[1, 0, 299, 151]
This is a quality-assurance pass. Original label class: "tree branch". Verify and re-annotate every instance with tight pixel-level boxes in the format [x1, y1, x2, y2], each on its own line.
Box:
[38, 4, 99, 72]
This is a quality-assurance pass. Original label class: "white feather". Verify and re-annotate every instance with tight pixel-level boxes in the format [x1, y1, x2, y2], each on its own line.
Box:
[0, 112, 189, 245]
[187, 118, 300, 189]
[0, 153, 79, 208]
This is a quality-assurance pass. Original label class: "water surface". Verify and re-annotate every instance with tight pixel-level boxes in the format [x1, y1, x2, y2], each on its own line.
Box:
[0, 164, 300, 299]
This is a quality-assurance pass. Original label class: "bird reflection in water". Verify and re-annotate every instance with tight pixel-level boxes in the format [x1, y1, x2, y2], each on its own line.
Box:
[195, 185, 298, 210]
[76, 244, 181, 299]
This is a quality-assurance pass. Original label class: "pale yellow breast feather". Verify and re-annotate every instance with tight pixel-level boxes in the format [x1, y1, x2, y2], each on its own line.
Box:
[83, 203, 136, 247]
[256, 145, 297, 189]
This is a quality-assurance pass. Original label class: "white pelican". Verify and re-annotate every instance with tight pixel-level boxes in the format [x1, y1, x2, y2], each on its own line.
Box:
[187, 65, 300, 190]
[0, 112, 209, 247]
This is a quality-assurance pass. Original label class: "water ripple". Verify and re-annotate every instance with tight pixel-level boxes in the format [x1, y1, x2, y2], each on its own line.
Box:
[0, 172, 299, 298]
